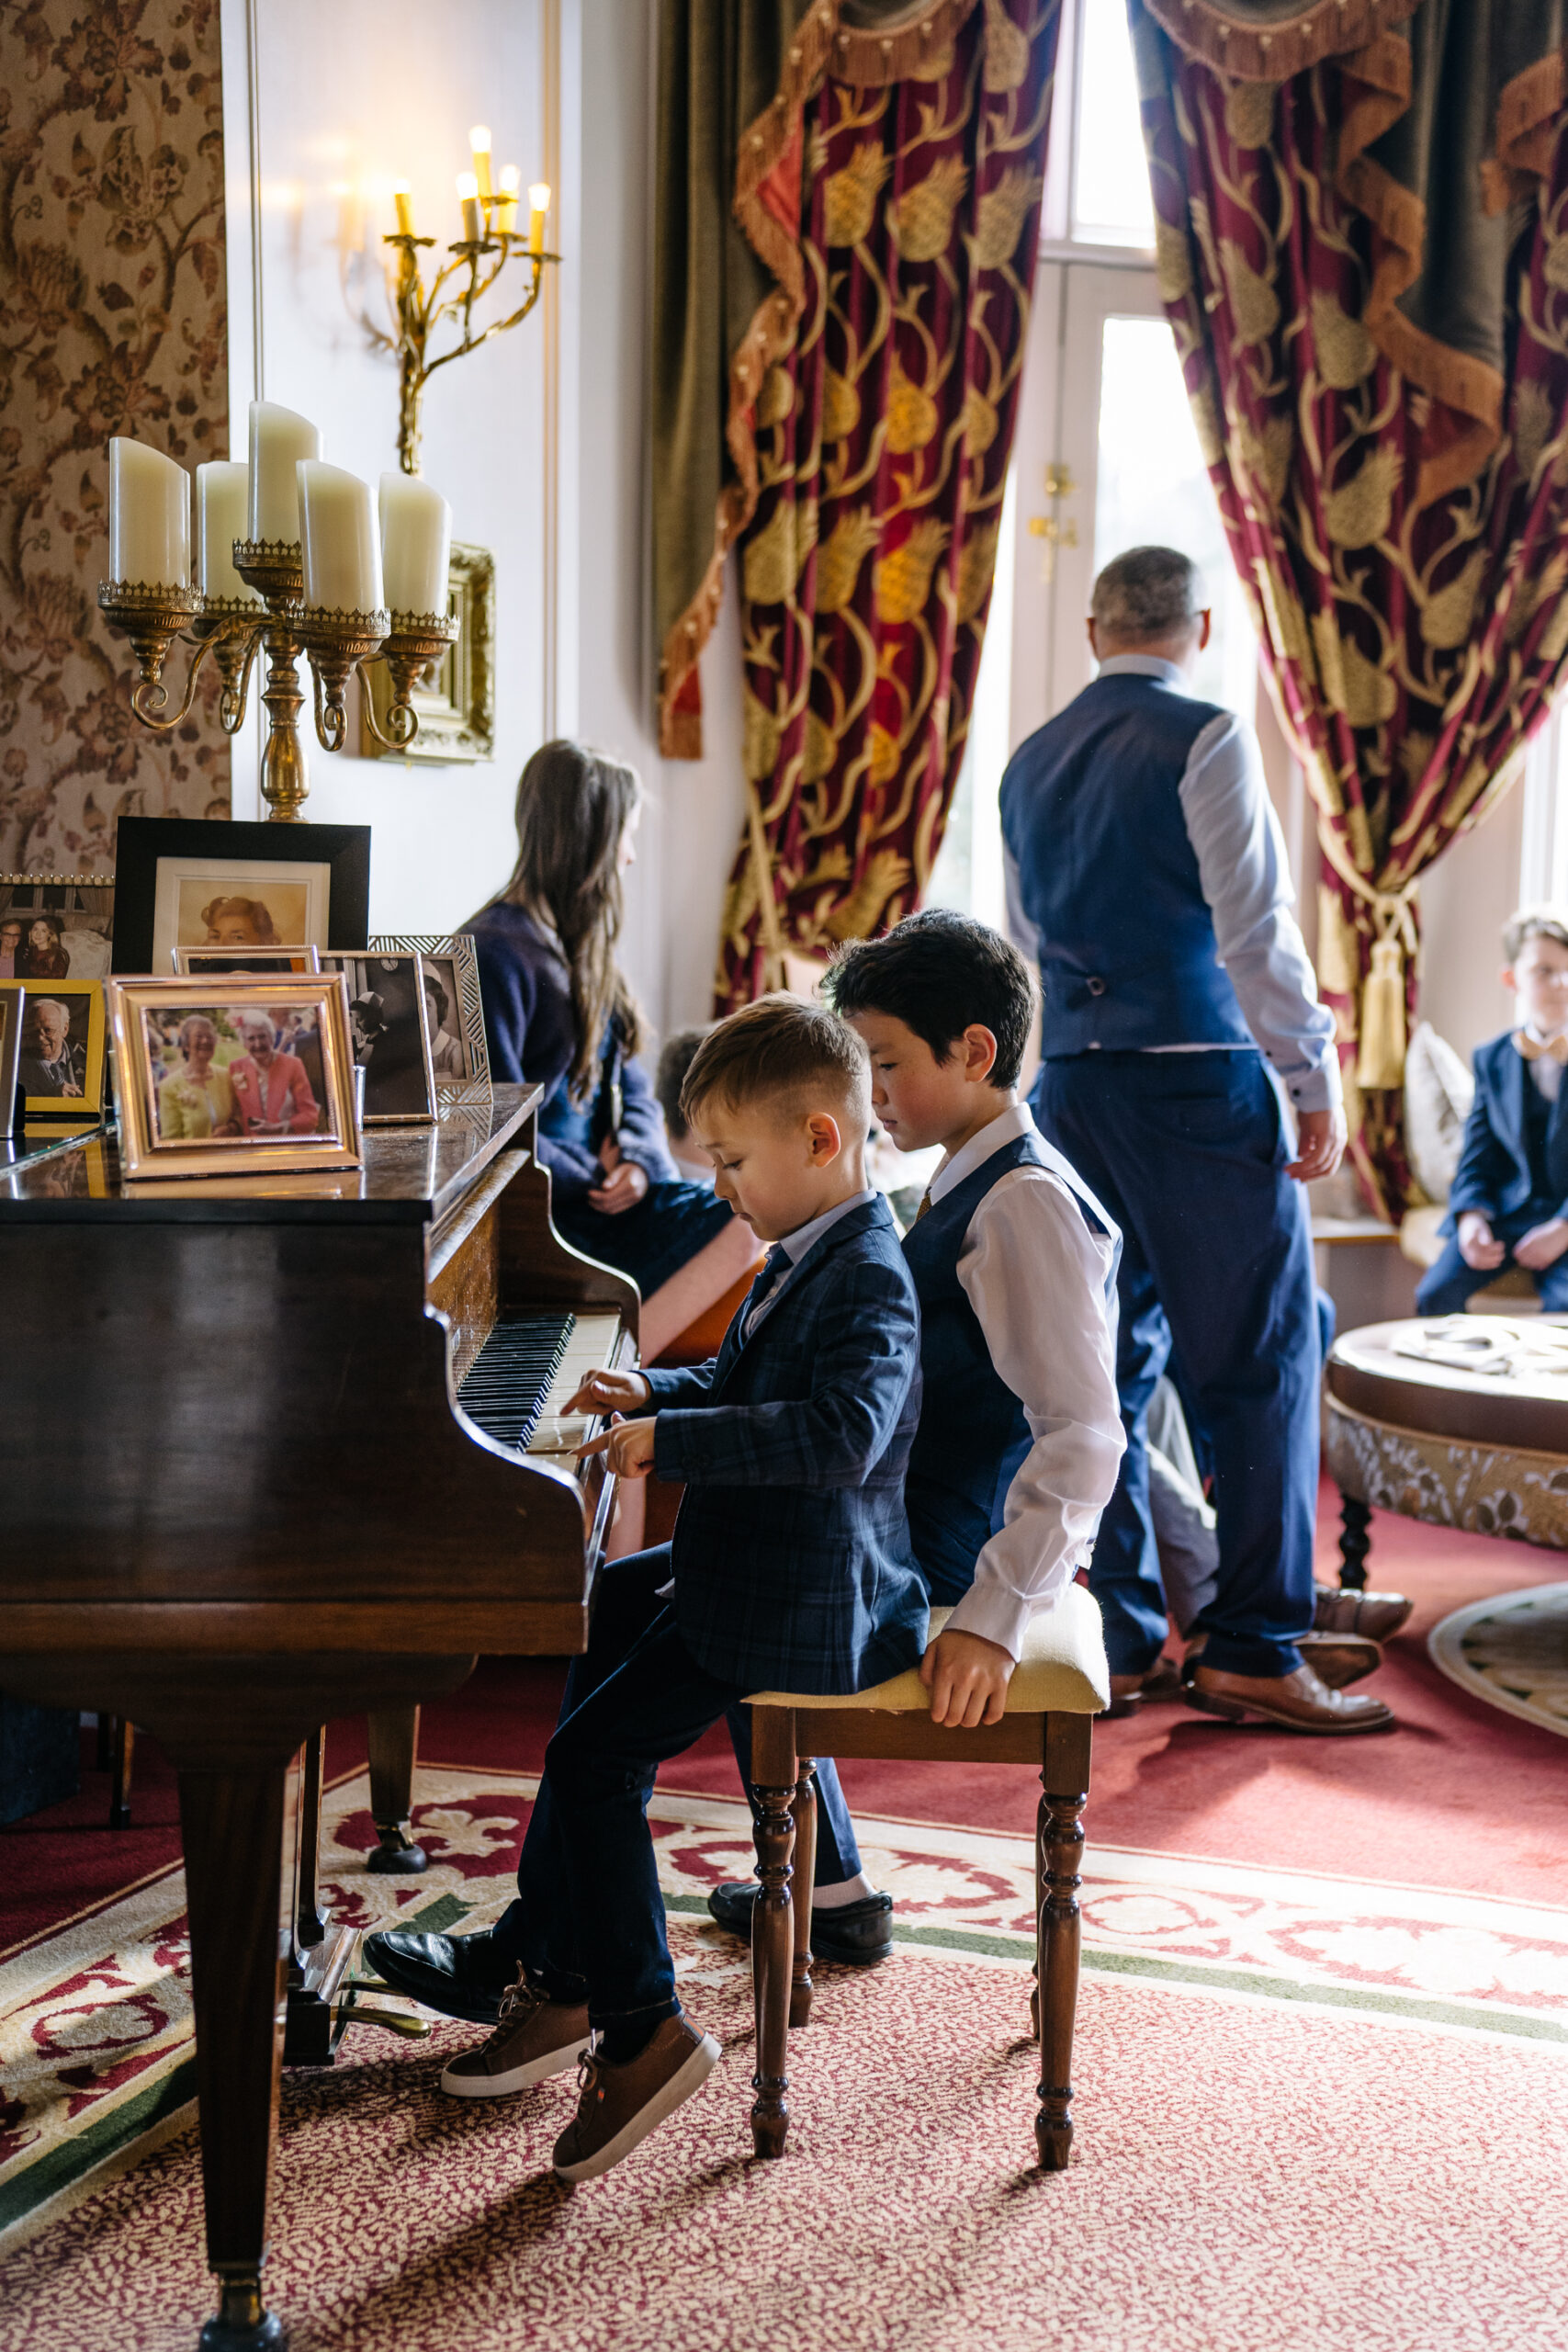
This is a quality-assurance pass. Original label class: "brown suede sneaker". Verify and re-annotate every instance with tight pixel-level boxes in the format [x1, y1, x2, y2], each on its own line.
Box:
[552, 2014, 721, 2184]
[439, 1974, 591, 2099]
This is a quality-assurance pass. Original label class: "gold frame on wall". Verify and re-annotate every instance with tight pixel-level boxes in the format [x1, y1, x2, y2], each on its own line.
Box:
[360, 541, 495, 765]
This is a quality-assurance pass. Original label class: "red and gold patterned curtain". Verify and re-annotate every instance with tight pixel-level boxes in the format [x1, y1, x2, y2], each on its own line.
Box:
[711, 0, 1060, 1011]
[1133, 0, 1568, 1215]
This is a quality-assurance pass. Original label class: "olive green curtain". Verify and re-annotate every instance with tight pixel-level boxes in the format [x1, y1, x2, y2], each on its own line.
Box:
[653, 0, 934, 756]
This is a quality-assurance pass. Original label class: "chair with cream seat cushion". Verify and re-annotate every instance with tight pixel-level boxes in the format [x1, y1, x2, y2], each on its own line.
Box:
[741, 1583, 1110, 2171]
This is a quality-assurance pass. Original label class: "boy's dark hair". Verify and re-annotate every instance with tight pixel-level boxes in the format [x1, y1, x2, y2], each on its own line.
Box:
[655, 1024, 713, 1137]
[680, 994, 870, 1127]
[824, 910, 1035, 1089]
[1503, 903, 1568, 965]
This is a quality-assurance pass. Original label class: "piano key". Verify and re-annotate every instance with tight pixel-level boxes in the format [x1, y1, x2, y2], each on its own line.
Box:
[527, 1311, 630, 1464]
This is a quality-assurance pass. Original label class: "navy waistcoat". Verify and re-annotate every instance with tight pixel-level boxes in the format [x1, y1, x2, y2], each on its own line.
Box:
[999, 671, 1253, 1056]
[901, 1132, 1117, 1604]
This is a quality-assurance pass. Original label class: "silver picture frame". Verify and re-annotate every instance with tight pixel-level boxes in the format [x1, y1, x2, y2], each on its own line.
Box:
[368, 933, 491, 1111]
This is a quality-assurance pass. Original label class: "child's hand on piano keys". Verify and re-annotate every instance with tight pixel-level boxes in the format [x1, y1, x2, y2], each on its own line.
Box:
[919, 1627, 1016, 1728]
[576, 1412, 658, 1480]
[564, 1367, 651, 1416]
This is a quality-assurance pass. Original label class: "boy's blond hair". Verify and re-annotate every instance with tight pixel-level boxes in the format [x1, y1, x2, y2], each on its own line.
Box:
[680, 993, 870, 1130]
[1503, 904, 1568, 964]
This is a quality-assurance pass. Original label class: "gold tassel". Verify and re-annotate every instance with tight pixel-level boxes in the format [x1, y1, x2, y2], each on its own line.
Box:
[1314, 883, 1358, 995]
[1356, 933, 1407, 1090]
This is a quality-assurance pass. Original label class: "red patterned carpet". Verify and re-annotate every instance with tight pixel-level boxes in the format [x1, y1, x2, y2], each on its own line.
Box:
[3, 1921, 1566, 2352]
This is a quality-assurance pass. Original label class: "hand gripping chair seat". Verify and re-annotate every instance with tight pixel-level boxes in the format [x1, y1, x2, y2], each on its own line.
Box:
[742, 1585, 1110, 2169]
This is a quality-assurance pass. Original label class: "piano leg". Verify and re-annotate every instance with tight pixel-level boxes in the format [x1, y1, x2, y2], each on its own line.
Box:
[365, 1703, 427, 1874]
[178, 1759, 292, 2352]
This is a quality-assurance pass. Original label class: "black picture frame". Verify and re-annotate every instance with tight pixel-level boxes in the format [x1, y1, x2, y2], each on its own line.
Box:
[110, 820, 372, 975]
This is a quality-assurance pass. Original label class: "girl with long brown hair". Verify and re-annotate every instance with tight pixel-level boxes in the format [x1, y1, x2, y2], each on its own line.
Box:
[464, 740, 758, 1363]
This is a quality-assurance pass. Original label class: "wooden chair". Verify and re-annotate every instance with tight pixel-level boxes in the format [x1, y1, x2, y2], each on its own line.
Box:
[743, 1585, 1109, 2170]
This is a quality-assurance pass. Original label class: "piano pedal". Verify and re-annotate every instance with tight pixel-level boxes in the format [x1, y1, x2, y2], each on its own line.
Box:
[367, 1821, 428, 1875]
[335, 1991, 433, 2041]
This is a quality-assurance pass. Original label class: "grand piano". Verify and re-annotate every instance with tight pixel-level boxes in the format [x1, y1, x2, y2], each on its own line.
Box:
[0, 1084, 637, 2351]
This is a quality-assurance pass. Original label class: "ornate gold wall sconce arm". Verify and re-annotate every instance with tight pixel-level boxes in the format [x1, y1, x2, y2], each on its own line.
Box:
[358, 610, 462, 750]
[383, 227, 558, 476]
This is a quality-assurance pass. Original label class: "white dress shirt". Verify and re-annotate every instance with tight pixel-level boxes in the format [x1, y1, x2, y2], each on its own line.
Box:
[1004, 654, 1341, 1115]
[744, 1186, 878, 1336]
[1522, 1027, 1564, 1102]
[927, 1104, 1125, 1659]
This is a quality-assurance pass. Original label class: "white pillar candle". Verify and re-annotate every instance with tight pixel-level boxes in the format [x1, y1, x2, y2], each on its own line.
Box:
[108, 438, 189, 586]
[456, 171, 483, 244]
[247, 401, 321, 545]
[494, 164, 520, 236]
[528, 182, 549, 258]
[195, 462, 261, 602]
[298, 461, 383, 613]
[379, 473, 451, 616]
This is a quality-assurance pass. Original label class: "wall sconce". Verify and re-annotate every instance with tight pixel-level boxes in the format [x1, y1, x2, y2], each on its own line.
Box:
[382, 126, 558, 475]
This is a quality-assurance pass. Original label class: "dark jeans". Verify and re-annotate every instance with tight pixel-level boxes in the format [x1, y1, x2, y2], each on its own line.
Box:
[1416, 1208, 1568, 1314]
[1033, 1050, 1319, 1681]
[496, 1546, 747, 2030]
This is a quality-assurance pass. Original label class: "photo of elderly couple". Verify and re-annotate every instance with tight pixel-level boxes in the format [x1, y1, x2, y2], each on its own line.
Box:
[147, 1005, 330, 1144]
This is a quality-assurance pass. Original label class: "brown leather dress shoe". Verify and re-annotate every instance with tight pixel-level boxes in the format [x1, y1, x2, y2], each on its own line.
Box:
[1185, 1660, 1394, 1733]
[552, 2013, 721, 2184]
[1314, 1581, 1414, 1642]
[1102, 1656, 1183, 1718]
[1183, 1631, 1381, 1689]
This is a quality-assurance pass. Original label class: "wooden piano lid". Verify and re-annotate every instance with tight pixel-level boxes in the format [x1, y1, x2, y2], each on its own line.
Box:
[0, 1082, 543, 1224]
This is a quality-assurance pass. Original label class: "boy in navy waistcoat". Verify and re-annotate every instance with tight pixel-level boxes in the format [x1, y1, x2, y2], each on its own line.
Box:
[367, 997, 926, 2184]
[705, 911, 1125, 1957]
[1417, 906, 1568, 1313]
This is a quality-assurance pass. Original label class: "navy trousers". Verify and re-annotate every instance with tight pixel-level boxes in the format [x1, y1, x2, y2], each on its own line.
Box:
[491, 1549, 863, 2017]
[1033, 1050, 1319, 1679]
[1416, 1205, 1568, 1314]
[495, 1545, 747, 2031]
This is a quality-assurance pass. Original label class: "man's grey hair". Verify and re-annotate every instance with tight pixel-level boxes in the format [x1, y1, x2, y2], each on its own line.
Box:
[28, 998, 68, 1032]
[1090, 547, 1204, 641]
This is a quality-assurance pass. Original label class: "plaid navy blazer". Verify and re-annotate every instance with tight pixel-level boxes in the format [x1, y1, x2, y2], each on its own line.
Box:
[643, 1193, 929, 1695]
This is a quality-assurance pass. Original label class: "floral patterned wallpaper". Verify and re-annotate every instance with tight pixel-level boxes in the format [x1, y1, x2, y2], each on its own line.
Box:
[0, 0, 230, 873]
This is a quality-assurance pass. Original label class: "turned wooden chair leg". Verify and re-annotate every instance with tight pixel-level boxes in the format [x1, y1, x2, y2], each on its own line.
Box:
[750, 1706, 797, 2159]
[1338, 1491, 1371, 1590]
[1036, 1713, 1091, 2172]
[789, 1758, 817, 2029]
[109, 1716, 134, 1831]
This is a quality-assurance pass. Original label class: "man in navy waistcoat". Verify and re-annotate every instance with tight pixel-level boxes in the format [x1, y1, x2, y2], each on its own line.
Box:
[1001, 546, 1402, 1734]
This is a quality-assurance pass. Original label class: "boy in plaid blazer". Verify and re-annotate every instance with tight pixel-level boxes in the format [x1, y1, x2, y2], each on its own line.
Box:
[368, 997, 926, 2182]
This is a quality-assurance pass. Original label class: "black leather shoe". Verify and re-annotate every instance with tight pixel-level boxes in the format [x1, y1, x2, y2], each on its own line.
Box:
[706, 1881, 895, 1966]
[361, 1927, 519, 2024]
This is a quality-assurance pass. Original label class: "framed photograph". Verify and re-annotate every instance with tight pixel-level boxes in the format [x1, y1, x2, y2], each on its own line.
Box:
[360, 542, 495, 765]
[0, 983, 23, 1138]
[174, 946, 321, 977]
[110, 820, 371, 976]
[106, 976, 362, 1181]
[368, 933, 490, 1105]
[17, 979, 108, 1120]
[1, 873, 115, 981]
[319, 953, 437, 1125]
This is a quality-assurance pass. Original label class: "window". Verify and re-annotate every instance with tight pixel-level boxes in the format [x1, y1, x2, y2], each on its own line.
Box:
[1071, 0, 1155, 248]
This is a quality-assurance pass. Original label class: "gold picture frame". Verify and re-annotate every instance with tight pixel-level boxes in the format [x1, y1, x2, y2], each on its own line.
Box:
[17, 978, 108, 1121]
[107, 976, 363, 1182]
[360, 541, 495, 765]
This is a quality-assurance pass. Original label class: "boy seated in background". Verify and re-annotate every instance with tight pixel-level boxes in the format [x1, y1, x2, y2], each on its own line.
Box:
[707, 910, 1126, 1961]
[367, 998, 928, 2184]
[1417, 906, 1568, 1314]
[655, 1024, 716, 1183]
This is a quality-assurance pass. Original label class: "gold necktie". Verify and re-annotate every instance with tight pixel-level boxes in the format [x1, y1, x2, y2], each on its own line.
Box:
[912, 1191, 932, 1224]
[1514, 1029, 1568, 1064]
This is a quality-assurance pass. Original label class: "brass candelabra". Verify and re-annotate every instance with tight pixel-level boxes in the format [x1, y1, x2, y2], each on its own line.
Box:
[381, 223, 558, 476]
[97, 544, 457, 821]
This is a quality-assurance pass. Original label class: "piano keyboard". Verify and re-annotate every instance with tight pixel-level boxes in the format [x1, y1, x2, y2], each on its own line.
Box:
[456, 1308, 628, 1465]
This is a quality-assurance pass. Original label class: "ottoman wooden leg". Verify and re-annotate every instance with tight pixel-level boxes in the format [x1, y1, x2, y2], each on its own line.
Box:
[790, 1760, 818, 2030]
[1338, 1492, 1371, 1590]
[750, 1707, 797, 2159]
[1036, 1713, 1091, 2172]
